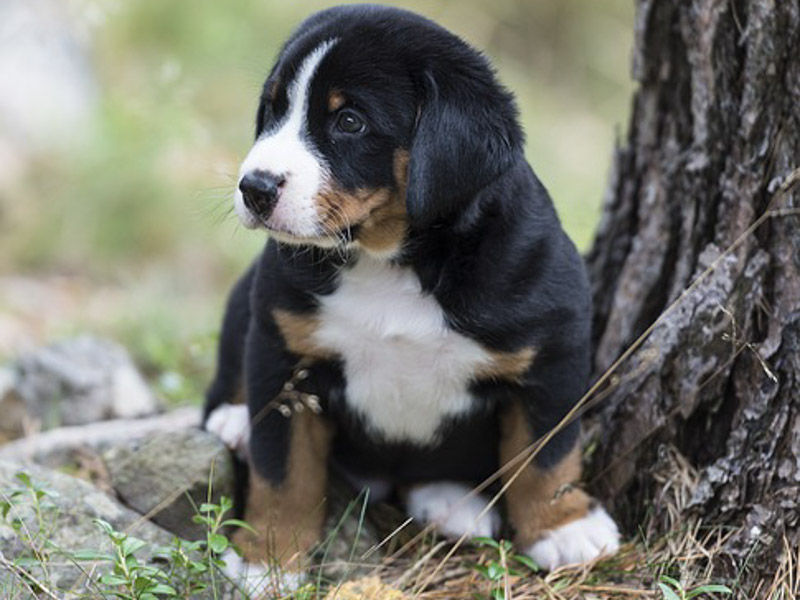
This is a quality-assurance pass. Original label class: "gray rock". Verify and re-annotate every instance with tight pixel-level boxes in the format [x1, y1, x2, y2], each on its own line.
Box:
[0, 406, 201, 469]
[8, 335, 159, 437]
[103, 429, 235, 541]
[0, 459, 173, 594]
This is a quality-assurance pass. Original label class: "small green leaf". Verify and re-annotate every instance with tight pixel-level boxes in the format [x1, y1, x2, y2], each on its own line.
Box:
[658, 582, 682, 600]
[198, 503, 218, 513]
[72, 549, 113, 562]
[472, 537, 500, 549]
[208, 533, 229, 554]
[120, 536, 147, 557]
[686, 584, 732, 598]
[512, 554, 540, 572]
[474, 565, 489, 578]
[210, 556, 227, 568]
[124, 554, 139, 569]
[486, 562, 503, 580]
[99, 573, 128, 586]
[110, 530, 126, 543]
[148, 583, 177, 595]
[221, 518, 257, 533]
[192, 515, 213, 526]
[189, 561, 208, 573]
[15, 472, 32, 487]
[93, 518, 115, 536]
[184, 540, 204, 552]
[14, 556, 40, 568]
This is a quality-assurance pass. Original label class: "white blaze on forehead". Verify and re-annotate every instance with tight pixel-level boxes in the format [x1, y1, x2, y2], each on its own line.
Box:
[234, 39, 337, 233]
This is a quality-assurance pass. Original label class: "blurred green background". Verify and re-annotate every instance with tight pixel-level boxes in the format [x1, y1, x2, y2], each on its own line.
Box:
[0, 0, 633, 402]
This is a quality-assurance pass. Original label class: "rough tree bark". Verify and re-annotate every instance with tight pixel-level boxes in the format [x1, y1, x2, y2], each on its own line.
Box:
[584, 0, 798, 595]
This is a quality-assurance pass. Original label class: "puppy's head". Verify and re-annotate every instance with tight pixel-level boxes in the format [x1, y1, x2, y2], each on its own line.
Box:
[235, 5, 523, 255]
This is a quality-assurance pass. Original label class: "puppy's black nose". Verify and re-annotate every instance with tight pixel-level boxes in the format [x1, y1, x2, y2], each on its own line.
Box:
[239, 170, 285, 217]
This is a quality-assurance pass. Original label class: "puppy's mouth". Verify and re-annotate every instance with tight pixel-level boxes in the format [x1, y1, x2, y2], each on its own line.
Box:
[262, 222, 351, 248]
[248, 209, 356, 248]
[235, 188, 348, 247]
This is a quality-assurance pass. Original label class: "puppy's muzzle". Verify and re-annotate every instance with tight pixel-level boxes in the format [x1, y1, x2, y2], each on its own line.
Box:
[239, 170, 285, 220]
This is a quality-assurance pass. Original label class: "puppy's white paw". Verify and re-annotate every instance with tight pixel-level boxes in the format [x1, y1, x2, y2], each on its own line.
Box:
[221, 549, 305, 597]
[205, 404, 250, 458]
[406, 482, 501, 539]
[524, 506, 620, 571]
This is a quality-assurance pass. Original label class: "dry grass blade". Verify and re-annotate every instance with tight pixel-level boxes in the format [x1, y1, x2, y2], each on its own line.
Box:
[0, 551, 61, 600]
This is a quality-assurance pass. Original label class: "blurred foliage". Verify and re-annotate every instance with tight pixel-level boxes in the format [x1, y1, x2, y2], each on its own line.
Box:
[0, 0, 633, 392]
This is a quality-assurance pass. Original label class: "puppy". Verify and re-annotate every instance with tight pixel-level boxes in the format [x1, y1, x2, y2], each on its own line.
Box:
[204, 4, 619, 592]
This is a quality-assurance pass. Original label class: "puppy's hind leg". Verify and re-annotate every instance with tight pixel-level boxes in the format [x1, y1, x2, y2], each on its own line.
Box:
[226, 408, 333, 596]
[500, 400, 619, 571]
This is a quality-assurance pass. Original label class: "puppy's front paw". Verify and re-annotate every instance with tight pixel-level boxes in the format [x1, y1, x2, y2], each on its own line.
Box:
[406, 482, 501, 539]
[205, 404, 250, 458]
[523, 506, 620, 571]
[221, 549, 305, 598]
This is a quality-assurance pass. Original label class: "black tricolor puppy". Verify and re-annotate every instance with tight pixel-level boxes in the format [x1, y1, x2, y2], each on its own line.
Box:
[204, 4, 619, 591]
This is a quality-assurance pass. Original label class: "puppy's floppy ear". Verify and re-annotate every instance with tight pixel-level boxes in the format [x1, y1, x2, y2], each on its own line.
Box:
[406, 69, 523, 228]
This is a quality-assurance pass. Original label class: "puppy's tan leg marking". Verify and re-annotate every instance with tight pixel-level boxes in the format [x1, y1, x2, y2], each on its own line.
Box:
[232, 409, 333, 571]
[500, 400, 619, 569]
[500, 400, 590, 545]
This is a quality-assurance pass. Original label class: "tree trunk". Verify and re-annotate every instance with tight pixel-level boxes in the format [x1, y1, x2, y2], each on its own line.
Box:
[585, 0, 798, 595]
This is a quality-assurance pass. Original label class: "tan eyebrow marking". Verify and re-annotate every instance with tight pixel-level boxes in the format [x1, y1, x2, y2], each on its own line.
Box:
[327, 90, 346, 112]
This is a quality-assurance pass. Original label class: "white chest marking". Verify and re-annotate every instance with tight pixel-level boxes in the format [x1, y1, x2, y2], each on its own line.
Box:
[313, 257, 492, 445]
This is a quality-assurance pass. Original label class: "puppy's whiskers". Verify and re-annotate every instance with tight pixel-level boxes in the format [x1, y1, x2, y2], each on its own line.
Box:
[319, 203, 354, 261]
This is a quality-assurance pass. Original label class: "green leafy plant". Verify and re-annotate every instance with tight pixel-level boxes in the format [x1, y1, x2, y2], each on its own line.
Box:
[189, 495, 257, 594]
[0, 471, 63, 595]
[71, 496, 256, 599]
[75, 519, 177, 600]
[153, 538, 210, 599]
[1, 470, 308, 599]
[657, 574, 733, 600]
[471, 537, 540, 600]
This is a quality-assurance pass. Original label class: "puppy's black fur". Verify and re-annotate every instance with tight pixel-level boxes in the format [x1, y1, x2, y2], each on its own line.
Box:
[205, 3, 590, 507]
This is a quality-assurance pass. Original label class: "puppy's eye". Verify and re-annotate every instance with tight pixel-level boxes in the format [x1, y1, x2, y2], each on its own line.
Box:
[336, 111, 366, 134]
